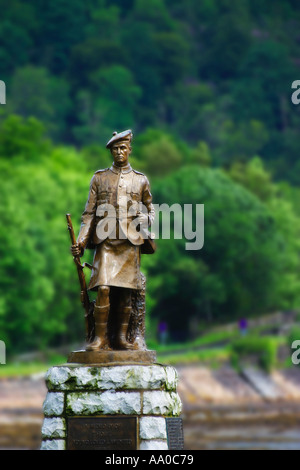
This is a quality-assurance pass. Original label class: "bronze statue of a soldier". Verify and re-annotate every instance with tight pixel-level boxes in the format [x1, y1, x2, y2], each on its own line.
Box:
[71, 130, 155, 352]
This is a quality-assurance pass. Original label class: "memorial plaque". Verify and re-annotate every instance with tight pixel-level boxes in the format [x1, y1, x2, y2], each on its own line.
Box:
[67, 417, 137, 450]
[166, 418, 184, 450]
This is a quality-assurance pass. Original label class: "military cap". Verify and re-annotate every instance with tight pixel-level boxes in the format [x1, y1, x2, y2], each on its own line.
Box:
[106, 129, 133, 149]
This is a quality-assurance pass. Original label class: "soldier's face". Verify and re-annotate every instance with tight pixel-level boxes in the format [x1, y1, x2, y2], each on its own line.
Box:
[111, 141, 131, 166]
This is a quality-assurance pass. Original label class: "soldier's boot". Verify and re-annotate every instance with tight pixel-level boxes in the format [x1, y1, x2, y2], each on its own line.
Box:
[86, 305, 110, 351]
[116, 306, 135, 350]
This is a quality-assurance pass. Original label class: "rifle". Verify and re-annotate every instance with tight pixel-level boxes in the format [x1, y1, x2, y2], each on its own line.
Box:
[66, 213, 95, 343]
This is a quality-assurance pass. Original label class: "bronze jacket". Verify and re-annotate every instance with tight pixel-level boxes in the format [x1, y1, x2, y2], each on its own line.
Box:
[77, 163, 155, 250]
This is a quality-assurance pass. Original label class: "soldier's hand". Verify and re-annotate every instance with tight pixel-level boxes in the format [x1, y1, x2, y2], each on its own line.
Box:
[71, 243, 83, 257]
[137, 212, 148, 226]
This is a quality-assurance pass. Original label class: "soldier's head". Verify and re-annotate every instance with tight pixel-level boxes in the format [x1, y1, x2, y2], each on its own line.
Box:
[106, 130, 132, 166]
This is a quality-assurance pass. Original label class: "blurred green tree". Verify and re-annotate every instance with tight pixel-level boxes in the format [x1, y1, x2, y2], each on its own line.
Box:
[198, 3, 251, 80]
[227, 157, 300, 310]
[214, 119, 269, 166]
[31, 0, 88, 73]
[228, 157, 275, 202]
[7, 66, 71, 141]
[143, 165, 288, 339]
[0, 115, 51, 159]
[231, 40, 297, 131]
[134, 129, 183, 177]
[0, 146, 93, 353]
[72, 65, 141, 145]
[69, 38, 127, 88]
[152, 31, 190, 87]
[0, 0, 37, 79]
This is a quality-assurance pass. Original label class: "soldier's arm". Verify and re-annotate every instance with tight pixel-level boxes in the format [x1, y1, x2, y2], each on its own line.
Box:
[142, 176, 155, 226]
[76, 174, 98, 252]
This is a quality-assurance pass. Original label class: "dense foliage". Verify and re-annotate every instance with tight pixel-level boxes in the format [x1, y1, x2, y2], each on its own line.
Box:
[0, 115, 299, 351]
[1, 1, 300, 351]
[1, 0, 300, 181]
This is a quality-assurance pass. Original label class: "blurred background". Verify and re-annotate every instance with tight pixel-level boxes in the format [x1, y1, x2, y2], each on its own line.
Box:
[1, 0, 300, 450]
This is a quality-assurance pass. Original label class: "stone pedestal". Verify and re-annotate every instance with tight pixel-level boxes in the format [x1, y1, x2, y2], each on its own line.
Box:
[40, 363, 183, 450]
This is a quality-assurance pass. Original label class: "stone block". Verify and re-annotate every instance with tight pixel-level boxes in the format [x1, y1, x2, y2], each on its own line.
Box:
[165, 366, 178, 391]
[139, 417, 167, 440]
[45, 364, 178, 392]
[45, 367, 71, 390]
[41, 417, 66, 439]
[101, 391, 141, 414]
[143, 391, 182, 416]
[43, 392, 65, 416]
[66, 392, 103, 415]
[66, 391, 141, 415]
[40, 439, 66, 450]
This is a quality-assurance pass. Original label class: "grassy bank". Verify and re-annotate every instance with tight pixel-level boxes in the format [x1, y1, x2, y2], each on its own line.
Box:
[0, 326, 293, 377]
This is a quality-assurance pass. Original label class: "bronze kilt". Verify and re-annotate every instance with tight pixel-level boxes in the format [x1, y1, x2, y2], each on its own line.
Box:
[89, 238, 142, 291]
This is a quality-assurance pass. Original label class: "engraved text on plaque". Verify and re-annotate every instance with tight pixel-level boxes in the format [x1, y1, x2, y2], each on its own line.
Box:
[67, 417, 137, 450]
